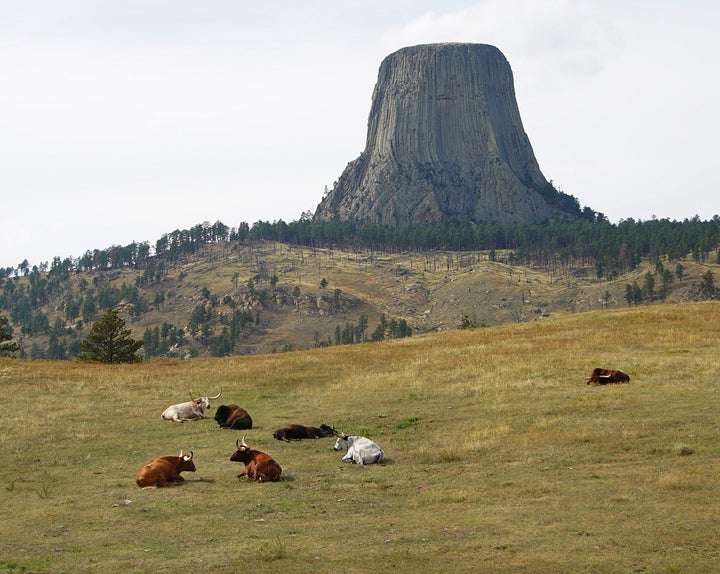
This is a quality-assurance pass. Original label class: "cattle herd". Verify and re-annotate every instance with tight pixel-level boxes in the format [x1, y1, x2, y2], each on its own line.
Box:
[136, 391, 385, 487]
[139, 367, 627, 487]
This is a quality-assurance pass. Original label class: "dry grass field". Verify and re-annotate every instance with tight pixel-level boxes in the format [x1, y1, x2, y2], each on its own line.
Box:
[1, 302, 719, 573]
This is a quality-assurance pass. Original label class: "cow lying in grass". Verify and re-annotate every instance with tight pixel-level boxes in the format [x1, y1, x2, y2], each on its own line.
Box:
[272, 423, 336, 441]
[214, 404, 253, 429]
[586, 368, 630, 384]
[230, 436, 282, 482]
[333, 434, 385, 465]
[161, 391, 221, 422]
[135, 450, 196, 487]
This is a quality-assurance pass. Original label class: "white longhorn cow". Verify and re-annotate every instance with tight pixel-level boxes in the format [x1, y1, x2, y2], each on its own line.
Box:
[333, 433, 384, 465]
[160, 391, 221, 422]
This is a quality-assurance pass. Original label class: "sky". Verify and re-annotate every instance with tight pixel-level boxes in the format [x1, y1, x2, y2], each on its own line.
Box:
[1, 0, 719, 268]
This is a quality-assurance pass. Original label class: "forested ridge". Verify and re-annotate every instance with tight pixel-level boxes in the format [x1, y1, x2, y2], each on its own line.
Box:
[1, 215, 719, 360]
[6, 215, 720, 276]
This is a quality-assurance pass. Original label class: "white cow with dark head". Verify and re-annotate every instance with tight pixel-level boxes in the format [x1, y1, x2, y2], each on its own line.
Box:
[333, 433, 384, 465]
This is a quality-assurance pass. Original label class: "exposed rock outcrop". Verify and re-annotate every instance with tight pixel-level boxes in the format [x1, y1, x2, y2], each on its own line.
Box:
[315, 43, 573, 226]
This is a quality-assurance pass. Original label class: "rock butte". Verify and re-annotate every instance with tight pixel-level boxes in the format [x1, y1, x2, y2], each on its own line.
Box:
[315, 43, 574, 226]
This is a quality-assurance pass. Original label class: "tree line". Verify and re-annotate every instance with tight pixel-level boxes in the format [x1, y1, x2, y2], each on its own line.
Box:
[4, 215, 719, 280]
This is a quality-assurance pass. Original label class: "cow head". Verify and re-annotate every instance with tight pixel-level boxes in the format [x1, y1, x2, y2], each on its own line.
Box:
[230, 436, 253, 464]
[189, 390, 222, 410]
[333, 433, 352, 451]
[214, 404, 232, 424]
[178, 449, 197, 472]
[319, 423, 337, 437]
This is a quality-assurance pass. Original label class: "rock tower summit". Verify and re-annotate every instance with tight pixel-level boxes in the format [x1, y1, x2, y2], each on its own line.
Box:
[315, 43, 567, 226]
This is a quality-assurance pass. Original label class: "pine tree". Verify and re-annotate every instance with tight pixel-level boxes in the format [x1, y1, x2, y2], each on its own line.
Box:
[699, 270, 717, 299]
[0, 314, 20, 357]
[78, 309, 143, 363]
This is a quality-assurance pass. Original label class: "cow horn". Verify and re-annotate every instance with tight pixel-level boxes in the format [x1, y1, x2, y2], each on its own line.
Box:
[189, 391, 196, 401]
[236, 438, 241, 449]
[179, 448, 183, 458]
[189, 450, 194, 460]
[241, 435, 248, 447]
[208, 390, 222, 400]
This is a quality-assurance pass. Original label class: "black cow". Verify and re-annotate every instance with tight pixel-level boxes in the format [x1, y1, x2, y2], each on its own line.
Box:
[214, 404, 253, 429]
[272, 423, 336, 442]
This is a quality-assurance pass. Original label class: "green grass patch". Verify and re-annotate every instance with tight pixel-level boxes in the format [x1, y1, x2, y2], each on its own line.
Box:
[394, 416, 420, 430]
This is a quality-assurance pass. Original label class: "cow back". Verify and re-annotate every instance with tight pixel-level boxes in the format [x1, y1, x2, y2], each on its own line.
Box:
[610, 369, 630, 383]
[275, 423, 336, 441]
[250, 452, 283, 482]
[216, 404, 253, 429]
[161, 400, 204, 421]
[338, 436, 384, 465]
[587, 367, 631, 384]
[355, 437, 384, 461]
[231, 446, 282, 482]
[273, 424, 308, 441]
[227, 408, 253, 430]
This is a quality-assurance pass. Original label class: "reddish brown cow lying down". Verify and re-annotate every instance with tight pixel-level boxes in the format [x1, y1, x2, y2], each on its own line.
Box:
[586, 367, 630, 384]
[136, 450, 196, 487]
[230, 436, 282, 482]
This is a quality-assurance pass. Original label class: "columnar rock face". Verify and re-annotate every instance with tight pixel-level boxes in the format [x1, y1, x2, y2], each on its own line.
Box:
[314, 43, 566, 226]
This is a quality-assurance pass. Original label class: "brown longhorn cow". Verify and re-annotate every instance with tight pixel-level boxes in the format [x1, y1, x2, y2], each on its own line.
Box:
[272, 423, 336, 441]
[586, 368, 631, 384]
[230, 436, 282, 482]
[135, 450, 196, 487]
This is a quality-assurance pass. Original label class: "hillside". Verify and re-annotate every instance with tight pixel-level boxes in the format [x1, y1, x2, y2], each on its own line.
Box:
[3, 240, 719, 358]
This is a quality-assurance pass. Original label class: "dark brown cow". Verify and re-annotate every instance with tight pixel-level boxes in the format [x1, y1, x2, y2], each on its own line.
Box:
[272, 423, 336, 442]
[214, 404, 253, 430]
[135, 450, 196, 487]
[586, 367, 631, 384]
[230, 436, 282, 482]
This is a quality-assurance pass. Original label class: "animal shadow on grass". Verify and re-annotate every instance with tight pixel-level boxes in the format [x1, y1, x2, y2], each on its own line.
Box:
[236, 474, 295, 482]
[338, 457, 393, 466]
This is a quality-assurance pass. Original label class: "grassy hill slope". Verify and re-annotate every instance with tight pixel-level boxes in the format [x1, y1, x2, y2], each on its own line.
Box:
[1, 302, 719, 572]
